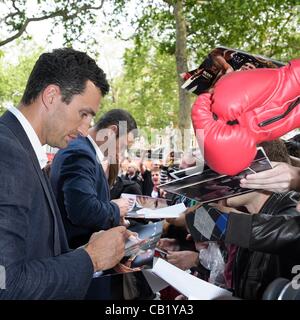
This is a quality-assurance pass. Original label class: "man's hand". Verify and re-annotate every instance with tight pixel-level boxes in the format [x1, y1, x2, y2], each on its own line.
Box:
[194, 241, 209, 252]
[166, 251, 199, 270]
[157, 238, 180, 252]
[166, 212, 187, 228]
[159, 188, 167, 198]
[240, 162, 300, 193]
[84, 226, 128, 272]
[119, 217, 130, 227]
[211, 200, 244, 214]
[111, 198, 130, 218]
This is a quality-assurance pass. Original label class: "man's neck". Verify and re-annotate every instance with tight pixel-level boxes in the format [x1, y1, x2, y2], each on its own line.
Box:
[18, 104, 45, 145]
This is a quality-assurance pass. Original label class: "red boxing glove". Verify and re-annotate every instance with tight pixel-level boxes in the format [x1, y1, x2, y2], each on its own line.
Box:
[192, 59, 300, 175]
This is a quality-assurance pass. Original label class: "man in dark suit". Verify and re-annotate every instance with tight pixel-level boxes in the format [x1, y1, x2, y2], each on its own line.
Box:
[50, 109, 138, 248]
[0, 48, 127, 299]
[51, 109, 157, 300]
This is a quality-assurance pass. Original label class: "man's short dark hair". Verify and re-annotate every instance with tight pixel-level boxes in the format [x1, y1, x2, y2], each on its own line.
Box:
[259, 139, 291, 164]
[285, 134, 300, 158]
[21, 48, 109, 105]
[95, 109, 138, 137]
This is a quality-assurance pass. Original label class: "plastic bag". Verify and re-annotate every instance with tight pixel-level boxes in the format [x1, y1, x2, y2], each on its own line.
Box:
[199, 242, 225, 286]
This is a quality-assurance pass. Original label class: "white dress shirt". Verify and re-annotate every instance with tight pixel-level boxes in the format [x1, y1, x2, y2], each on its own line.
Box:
[9, 106, 48, 169]
[87, 134, 104, 164]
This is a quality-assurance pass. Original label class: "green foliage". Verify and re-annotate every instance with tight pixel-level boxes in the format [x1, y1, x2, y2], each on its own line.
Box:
[96, 41, 179, 132]
[0, 46, 43, 114]
[111, 0, 299, 63]
[188, 0, 300, 62]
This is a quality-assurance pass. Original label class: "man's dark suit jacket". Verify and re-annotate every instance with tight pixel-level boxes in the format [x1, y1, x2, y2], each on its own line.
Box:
[0, 112, 94, 299]
[50, 135, 120, 249]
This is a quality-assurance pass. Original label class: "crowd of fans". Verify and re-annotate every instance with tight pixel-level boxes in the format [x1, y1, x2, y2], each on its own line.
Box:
[105, 136, 300, 300]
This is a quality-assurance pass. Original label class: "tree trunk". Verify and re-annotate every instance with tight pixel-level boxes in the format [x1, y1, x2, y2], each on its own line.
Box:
[173, 0, 191, 135]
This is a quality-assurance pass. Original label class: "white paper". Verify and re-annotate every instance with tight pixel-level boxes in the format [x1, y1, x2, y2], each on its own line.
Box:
[136, 203, 186, 219]
[142, 261, 169, 293]
[152, 258, 232, 300]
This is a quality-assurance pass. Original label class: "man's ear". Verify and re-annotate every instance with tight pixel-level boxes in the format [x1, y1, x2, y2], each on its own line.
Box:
[41, 84, 60, 110]
[107, 124, 118, 136]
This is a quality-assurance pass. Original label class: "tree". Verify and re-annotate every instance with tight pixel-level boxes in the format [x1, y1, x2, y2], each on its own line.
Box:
[172, 0, 191, 134]
[97, 41, 178, 132]
[111, 0, 192, 133]
[0, 0, 105, 47]
[187, 0, 300, 61]
[110, 0, 299, 131]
